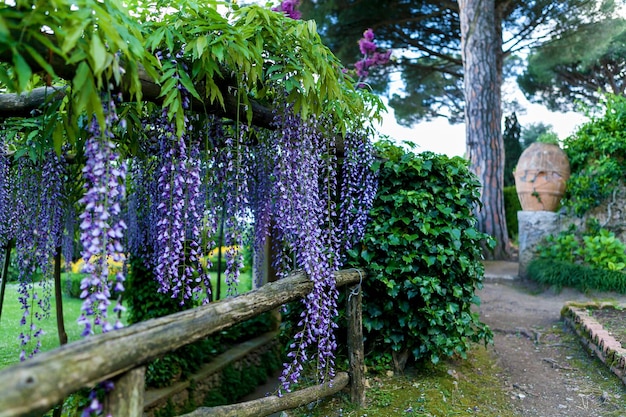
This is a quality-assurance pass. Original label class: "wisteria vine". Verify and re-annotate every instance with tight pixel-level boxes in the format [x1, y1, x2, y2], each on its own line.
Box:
[10, 150, 66, 360]
[76, 96, 127, 336]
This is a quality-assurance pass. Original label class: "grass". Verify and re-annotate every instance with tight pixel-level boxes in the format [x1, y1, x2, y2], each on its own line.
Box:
[0, 280, 86, 370]
[210, 269, 253, 299]
[0, 269, 253, 370]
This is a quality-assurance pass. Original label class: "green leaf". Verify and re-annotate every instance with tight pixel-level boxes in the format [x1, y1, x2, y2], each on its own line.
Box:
[12, 51, 31, 91]
[89, 35, 107, 75]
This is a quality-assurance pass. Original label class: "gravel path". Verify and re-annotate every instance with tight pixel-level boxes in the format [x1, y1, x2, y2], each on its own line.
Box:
[477, 279, 626, 416]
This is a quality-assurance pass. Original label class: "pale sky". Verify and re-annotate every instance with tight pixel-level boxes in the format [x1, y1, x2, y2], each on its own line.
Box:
[377, 93, 588, 158]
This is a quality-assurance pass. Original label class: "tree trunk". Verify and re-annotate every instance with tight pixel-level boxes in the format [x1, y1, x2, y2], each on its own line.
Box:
[459, 0, 512, 260]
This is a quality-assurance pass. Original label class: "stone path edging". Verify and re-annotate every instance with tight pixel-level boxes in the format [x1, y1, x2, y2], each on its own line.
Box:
[561, 302, 626, 386]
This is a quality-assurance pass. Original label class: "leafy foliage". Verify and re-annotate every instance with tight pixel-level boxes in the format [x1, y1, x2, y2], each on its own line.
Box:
[503, 113, 522, 187]
[348, 141, 493, 367]
[0, 0, 382, 142]
[528, 259, 626, 293]
[503, 186, 522, 240]
[536, 224, 626, 272]
[562, 94, 626, 215]
[519, 18, 626, 112]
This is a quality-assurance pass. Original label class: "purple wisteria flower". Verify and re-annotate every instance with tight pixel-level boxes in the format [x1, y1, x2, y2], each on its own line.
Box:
[149, 64, 212, 305]
[338, 131, 379, 258]
[77, 100, 127, 336]
[262, 102, 340, 393]
[0, 135, 9, 250]
[11, 151, 66, 360]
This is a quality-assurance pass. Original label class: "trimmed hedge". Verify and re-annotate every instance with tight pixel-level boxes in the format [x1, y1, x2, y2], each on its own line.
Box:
[527, 258, 626, 293]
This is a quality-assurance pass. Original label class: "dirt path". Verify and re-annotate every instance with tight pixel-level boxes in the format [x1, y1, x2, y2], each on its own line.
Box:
[477, 278, 626, 416]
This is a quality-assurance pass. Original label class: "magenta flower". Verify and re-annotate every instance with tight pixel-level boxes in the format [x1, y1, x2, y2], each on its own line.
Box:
[353, 28, 392, 87]
[273, 0, 302, 19]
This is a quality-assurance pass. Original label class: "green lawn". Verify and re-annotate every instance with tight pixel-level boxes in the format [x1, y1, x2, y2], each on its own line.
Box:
[0, 270, 253, 370]
[0, 282, 85, 370]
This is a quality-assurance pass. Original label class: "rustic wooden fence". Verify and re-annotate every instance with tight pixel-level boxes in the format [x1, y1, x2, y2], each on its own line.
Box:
[0, 269, 366, 417]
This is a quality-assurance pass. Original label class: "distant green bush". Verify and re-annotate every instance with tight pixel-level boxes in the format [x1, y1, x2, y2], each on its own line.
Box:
[530, 221, 626, 293]
[536, 225, 626, 272]
[503, 185, 522, 240]
[527, 259, 626, 293]
[62, 272, 85, 298]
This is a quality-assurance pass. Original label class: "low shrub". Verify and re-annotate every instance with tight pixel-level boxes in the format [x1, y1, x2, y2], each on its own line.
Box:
[536, 225, 626, 272]
[527, 259, 626, 293]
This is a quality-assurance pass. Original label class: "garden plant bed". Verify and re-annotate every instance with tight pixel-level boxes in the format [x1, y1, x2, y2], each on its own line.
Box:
[562, 303, 626, 386]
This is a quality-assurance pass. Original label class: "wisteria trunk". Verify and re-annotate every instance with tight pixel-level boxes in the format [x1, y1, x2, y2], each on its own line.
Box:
[0, 241, 12, 323]
[459, 0, 512, 260]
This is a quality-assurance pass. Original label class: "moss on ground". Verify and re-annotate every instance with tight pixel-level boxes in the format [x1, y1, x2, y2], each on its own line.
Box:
[291, 345, 519, 417]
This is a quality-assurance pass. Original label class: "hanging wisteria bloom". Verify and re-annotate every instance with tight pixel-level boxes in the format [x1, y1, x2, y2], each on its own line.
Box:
[338, 131, 379, 259]
[150, 61, 212, 304]
[12, 151, 66, 360]
[0, 135, 10, 250]
[354, 28, 392, 86]
[77, 97, 127, 336]
[261, 103, 340, 392]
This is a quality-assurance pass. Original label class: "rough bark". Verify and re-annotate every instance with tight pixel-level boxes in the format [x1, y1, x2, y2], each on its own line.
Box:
[459, 0, 512, 260]
[0, 268, 363, 417]
[180, 372, 349, 417]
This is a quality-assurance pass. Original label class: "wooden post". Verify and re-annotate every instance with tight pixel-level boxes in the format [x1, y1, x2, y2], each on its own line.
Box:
[346, 282, 365, 407]
[0, 269, 364, 417]
[104, 367, 146, 417]
[52, 247, 67, 417]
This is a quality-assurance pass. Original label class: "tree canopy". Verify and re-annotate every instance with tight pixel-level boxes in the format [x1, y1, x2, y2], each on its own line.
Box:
[301, 0, 614, 260]
[519, 18, 626, 112]
[301, 0, 614, 126]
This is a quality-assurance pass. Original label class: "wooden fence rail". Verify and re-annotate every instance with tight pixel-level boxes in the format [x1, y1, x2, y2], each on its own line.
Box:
[0, 269, 365, 417]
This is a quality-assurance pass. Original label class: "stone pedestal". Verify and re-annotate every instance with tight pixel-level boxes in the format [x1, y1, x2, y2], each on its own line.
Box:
[517, 211, 562, 278]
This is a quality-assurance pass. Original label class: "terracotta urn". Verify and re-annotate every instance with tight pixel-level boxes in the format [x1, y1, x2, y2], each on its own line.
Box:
[513, 142, 570, 211]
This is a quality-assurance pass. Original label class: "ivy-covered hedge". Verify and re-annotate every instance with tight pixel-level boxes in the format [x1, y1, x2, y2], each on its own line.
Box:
[348, 142, 494, 369]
